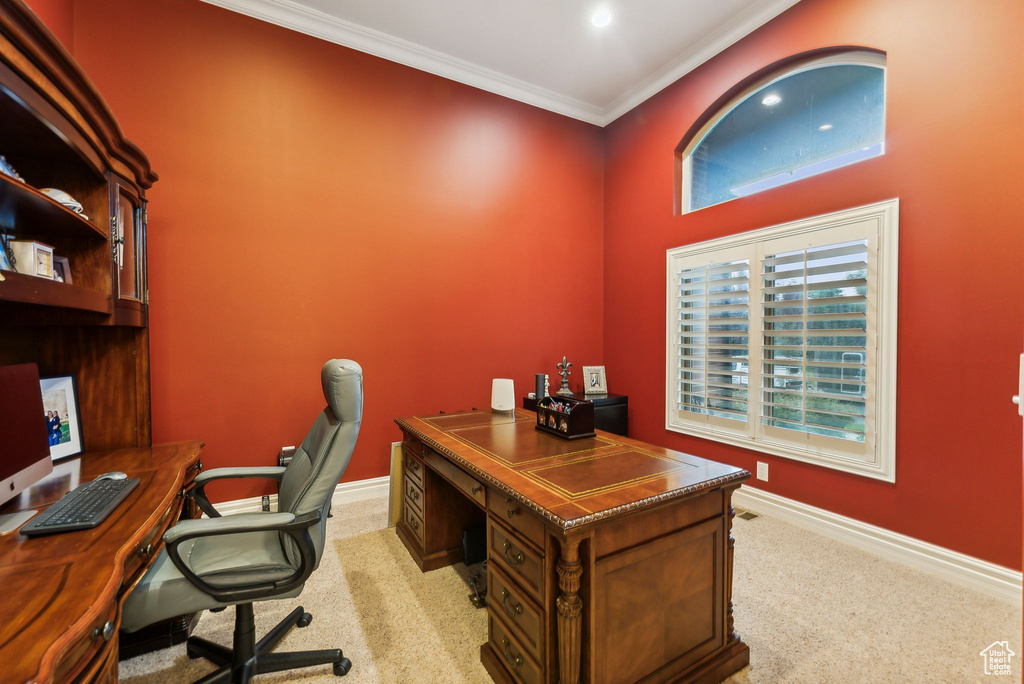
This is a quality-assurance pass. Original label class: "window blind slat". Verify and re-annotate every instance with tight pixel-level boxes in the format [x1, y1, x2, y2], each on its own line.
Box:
[761, 401, 865, 419]
[765, 259, 866, 280]
[762, 243, 868, 268]
[763, 277, 866, 295]
[763, 312, 867, 323]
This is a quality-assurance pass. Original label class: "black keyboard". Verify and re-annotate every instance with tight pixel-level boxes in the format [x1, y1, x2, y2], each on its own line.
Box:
[20, 477, 140, 537]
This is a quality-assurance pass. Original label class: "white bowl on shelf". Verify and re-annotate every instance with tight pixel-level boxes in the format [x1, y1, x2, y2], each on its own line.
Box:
[40, 187, 84, 213]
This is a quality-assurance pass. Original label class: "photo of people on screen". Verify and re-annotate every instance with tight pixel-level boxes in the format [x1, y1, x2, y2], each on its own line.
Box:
[42, 389, 71, 446]
[590, 372, 599, 387]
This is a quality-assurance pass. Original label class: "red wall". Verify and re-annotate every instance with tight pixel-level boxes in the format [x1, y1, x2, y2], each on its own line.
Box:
[25, 0, 73, 53]
[603, 0, 1024, 568]
[25, 0, 1022, 569]
[67, 0, 604, 502]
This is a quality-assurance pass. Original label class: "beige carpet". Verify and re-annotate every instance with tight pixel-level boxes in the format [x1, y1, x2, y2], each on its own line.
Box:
[121, 496, 1020, 683]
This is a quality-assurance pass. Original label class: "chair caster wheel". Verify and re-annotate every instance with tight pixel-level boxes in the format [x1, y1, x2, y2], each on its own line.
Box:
[185, 643, 201, 660]
[297, 612, 313, 628]
[333, 658, 352, 676]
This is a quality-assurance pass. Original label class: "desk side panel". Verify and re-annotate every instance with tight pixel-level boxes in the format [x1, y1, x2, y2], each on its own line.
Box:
[592, 516, 724, 684]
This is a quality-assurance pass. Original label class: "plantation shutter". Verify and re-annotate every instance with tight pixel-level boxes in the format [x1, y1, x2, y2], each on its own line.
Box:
[676, 258, 750, 422]
[760, 240, 869, 442]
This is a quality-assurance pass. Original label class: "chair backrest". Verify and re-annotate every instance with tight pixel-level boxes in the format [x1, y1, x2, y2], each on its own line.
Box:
[277, 359, 362, 566]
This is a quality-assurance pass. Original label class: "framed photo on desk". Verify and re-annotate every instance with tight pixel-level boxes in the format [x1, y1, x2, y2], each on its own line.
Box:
[582, 365, 607, 394]
[40, 374, 84, 460]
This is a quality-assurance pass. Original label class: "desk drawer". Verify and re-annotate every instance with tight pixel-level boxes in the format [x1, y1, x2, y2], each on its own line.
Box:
[488, 517, 544, 602]
[403, 450, 424, 488]
[488, 489, 544, 549]
[123, 495, 181, 587]
[488, 564, 544, 662]
[424, 449, 486, 508]
[53, 599, 117, 682]
[401, 433, 422, 458]
[403, 504, 425, 547]
[77, 630, 119, 683]
[404, 477, 424, 516]
[489, 614, 542, 684]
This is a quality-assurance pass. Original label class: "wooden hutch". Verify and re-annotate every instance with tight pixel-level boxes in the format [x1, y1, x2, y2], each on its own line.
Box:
[0, 0, 155, 449]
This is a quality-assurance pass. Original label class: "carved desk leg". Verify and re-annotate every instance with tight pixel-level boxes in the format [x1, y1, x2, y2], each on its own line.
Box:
[727, 501, 737, 642]
[556, 537, 583, 684]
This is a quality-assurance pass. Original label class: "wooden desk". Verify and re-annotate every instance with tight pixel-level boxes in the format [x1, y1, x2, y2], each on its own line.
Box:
[0, 441, 202, 683]
[395, 410, 750, 684]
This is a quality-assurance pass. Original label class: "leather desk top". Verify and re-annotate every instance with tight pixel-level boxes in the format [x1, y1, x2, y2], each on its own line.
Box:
[396, 410, 749, 532]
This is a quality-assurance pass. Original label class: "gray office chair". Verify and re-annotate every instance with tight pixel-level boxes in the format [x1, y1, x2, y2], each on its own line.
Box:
[122, 359, 363, 684]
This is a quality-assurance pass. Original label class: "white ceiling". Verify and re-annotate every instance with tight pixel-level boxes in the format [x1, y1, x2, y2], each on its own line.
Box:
[201, 0, 801, 126]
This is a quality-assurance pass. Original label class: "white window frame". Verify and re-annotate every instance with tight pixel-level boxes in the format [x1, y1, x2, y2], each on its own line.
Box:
[680, 51, 887, 214]
[666, 199, 899, 481]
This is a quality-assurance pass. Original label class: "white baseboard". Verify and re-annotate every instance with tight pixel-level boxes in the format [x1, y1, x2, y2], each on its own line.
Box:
[211, 476, 391, 517]
[332, 476, 391, 506]
[733, 486, 1022, 604]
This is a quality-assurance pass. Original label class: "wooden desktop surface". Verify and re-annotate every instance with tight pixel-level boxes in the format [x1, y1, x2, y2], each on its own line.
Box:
[0, 441, 202, 684]
[396, 410, 747, 530]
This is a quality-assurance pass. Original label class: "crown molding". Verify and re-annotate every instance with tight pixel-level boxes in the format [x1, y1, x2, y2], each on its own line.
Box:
[601, 0, 803, 125]
[199, 0, 605, 125]
[200, 0, 801, 127]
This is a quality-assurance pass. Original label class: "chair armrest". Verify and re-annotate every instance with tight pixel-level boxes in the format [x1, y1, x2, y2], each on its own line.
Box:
[163, 512, 294, 545]
[163, 510, 322, 603]
[191, 467, 288, 518]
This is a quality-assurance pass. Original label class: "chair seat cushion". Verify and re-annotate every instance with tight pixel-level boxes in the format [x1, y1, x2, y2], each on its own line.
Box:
[189, 530, 296, 587]
[121, 530, 302, 633]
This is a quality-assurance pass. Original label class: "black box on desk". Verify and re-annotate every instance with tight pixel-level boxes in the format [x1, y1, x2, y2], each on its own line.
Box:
[535, 396, 596, 440]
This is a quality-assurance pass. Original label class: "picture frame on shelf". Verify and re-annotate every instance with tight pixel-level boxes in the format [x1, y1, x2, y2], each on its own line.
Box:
[52, 256, 72, 284]
[40, 374, 84, 461]
[10, 239, 54, 278]
[582, 365, 608, 394]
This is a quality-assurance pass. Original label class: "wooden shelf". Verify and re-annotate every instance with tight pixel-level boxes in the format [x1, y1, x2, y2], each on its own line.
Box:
[0, 173, 106, 241]
[0, 271, 110, 313]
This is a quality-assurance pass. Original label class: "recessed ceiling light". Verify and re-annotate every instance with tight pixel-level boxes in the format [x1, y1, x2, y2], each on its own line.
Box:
[761, 93, 781, 107]
[818, 123, 833, 131]
[592, 9, 612, 27]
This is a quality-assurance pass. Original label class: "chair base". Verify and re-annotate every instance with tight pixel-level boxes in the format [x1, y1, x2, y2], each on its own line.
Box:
[186, 604, 350, 684]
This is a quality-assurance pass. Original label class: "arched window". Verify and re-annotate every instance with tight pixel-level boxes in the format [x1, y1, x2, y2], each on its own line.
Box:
[680, 51, 886, 213]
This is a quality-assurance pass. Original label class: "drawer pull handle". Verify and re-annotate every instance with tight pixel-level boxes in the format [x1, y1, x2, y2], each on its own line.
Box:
[409, 489, 420, 502]
[91, 621, 115, 642]
[407, 459, 420, 472]
[500, 589, 523, 620]
[505, 497, 516, 520]
[471, 486, 482, 495]
[503, 540, 525, 567]
[501, 637, 523, 670]
[138, 543, 153, 558]
[408, 515, 420, 531]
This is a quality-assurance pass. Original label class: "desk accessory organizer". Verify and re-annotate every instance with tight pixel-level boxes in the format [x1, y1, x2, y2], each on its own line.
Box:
[535, 396, 595, 440]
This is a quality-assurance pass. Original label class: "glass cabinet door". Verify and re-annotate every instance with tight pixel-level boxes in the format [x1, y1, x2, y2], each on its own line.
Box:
[111, 178, 146, 304]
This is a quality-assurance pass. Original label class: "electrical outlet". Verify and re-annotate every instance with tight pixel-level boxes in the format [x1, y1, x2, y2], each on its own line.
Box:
[756, 462, 769, 482]
[261, 495, 271, 512]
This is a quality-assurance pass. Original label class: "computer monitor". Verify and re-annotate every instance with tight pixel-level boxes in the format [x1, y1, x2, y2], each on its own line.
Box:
[0, 363, 53, 531]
